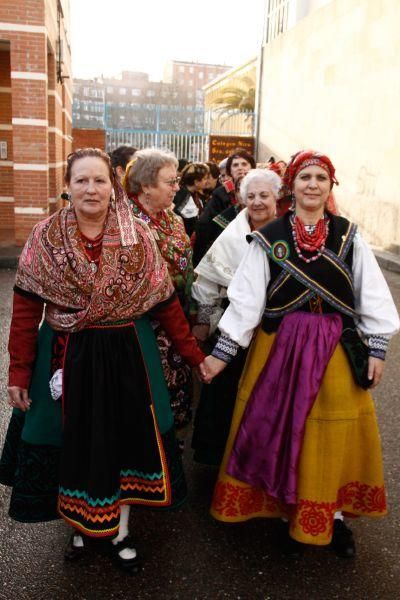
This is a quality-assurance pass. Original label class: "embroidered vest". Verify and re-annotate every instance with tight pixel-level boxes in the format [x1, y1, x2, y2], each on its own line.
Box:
[248, 213, 358, 333]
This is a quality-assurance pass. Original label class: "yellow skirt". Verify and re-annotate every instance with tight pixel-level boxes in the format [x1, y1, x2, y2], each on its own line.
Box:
[210, 328, 387, 545]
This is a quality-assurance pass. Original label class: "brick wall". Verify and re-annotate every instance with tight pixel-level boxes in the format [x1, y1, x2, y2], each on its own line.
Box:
[72, 128, 106, 151]
[0, 0, 72, 246]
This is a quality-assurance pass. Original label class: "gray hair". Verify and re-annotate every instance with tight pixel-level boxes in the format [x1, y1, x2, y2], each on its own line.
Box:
[125, 148, 178, 195]
[240, 168, 282, 203]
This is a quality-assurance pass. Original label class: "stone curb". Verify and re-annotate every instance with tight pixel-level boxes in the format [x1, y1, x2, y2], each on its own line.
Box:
[373, 249, 400, 275]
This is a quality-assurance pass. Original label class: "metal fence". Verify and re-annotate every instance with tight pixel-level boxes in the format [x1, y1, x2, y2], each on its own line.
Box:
[105, 106, 255, 161]
[106, 130, 209, 162]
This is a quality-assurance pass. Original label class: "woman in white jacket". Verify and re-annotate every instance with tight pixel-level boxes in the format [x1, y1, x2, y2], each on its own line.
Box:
[191, 169, 281, 465]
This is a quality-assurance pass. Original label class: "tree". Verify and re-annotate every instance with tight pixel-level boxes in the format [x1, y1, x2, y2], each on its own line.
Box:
[212, 76, 256, 115]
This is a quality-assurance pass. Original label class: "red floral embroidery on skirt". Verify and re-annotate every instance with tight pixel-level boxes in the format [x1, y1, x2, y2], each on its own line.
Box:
[213, 480, 386, 536]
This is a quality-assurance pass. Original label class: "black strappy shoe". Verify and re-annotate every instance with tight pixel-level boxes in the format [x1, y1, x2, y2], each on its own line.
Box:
[110, 535, 141, 573]
[64, 532, 87, 561]
[328, 520, 356, 558]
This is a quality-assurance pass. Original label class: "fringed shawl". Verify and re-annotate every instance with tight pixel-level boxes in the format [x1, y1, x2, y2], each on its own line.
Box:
[15, 187, 173, 332]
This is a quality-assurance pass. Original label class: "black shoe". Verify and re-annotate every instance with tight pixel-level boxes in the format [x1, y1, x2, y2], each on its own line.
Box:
[64, 532, 87, 562]
[110, 535, 141, 574]
[279, 523, 304, 559]
[329, 519, 356, 558]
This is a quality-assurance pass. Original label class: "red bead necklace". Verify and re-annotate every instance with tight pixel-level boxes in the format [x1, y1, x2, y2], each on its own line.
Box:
[291, 214, 329, 263]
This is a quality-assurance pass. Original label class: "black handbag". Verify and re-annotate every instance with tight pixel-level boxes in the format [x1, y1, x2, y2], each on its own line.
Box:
[341, 328, 372, 389]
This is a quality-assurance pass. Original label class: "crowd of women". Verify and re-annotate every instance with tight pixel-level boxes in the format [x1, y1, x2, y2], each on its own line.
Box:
[0, 144, 398, 573]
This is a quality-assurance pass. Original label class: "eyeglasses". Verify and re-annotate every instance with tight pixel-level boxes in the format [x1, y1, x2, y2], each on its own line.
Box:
[162, 177, 181, 187]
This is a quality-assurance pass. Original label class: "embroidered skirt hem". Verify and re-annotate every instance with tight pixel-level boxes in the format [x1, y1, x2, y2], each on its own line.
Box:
[210, 327, 387, 545]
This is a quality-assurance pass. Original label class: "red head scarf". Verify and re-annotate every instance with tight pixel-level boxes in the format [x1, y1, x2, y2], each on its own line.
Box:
[277, 150, 339, 216]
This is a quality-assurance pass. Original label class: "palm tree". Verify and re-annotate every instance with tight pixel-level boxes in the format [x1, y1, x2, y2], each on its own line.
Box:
[210, 76, 256, 134]
[212, 76, 256, 114]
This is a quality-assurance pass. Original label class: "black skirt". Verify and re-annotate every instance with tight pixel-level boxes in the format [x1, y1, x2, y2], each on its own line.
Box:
[0, 319, 186, 532]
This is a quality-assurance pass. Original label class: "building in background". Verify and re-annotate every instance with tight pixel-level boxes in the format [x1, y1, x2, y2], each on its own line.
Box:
[0, 0, 72, 246]
[73, 61, 231, 135]
[72, 77, 105, 128]
[163, 59, 230, 124]
[257, 0, 400, 249]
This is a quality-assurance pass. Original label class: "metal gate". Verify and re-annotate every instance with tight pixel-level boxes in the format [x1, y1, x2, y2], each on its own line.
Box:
[106, 130, 209, 162]
[105, 107, 255, 161]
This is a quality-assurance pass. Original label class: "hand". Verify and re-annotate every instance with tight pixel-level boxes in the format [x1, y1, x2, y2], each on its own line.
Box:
[201, 355, 228, 384]
[192, 324, 210, 342]
[7, 386, 31, 412]
[368, 356, 385, 388]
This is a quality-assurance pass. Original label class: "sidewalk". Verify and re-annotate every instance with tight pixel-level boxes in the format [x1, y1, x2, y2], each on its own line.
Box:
[372, 248, 400, 274]
[1, 245, 400, 273]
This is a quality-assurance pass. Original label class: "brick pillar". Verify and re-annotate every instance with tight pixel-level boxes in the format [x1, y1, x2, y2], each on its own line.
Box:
[0, 48, 14, 245]
[48, 51, 58, 214]
[10, 1, 49, 245]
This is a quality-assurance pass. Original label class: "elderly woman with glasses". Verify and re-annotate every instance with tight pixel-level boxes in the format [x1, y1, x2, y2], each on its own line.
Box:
[124, 149, 197, 449]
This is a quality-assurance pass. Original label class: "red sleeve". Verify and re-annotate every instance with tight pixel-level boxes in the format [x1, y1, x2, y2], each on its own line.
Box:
[152, 295, 205, 367]
[8, 291, 44, 389]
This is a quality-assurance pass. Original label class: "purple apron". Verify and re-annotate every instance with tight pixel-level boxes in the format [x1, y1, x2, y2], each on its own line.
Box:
[226, 311, 342, 504]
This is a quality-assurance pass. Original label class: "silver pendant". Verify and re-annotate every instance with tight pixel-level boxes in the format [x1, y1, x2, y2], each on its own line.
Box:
[90, 262, 98, 274]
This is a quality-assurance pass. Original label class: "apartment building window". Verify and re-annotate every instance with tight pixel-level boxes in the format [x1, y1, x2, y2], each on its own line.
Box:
[119, 88, 126, 95]
[83, 87, 89, 96]
[189, 66, 194, 74]
[187, 92, 193, 99]
[107, 86, 113, 94]
[265, 0, 290, 43]
[147, 90, 156, 97]
[131, 89, 141, 96]
[188, 80, 193, 86]
[198, 72, 204, 80]
[179, 66, 184, 73]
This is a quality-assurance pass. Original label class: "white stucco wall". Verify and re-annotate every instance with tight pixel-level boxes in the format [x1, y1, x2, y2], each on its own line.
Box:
[258, 0, 400, 247]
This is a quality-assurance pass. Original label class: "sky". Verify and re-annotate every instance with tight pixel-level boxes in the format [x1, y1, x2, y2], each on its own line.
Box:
[69, 0, 266, 81]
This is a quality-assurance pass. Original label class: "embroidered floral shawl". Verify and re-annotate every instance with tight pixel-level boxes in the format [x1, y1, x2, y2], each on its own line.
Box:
[15, 187, 174, 332]
[130, 196, 193, 299]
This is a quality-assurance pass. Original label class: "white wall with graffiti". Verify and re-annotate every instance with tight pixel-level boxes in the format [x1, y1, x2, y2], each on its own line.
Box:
[257, 0, 400, 249]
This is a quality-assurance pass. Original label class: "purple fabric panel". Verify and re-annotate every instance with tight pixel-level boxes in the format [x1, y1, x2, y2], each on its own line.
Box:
[226, 311, 342, 504]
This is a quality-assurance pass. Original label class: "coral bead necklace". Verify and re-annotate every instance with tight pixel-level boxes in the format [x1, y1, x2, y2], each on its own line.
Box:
[290, 214, 329, 263]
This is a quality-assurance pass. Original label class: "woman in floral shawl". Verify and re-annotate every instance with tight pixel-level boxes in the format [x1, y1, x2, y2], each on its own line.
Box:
[0, 148, 205, 572]
[124, 149, 197, 449]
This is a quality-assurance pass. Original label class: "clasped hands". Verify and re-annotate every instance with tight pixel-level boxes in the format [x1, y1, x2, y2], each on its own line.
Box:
[7, 386, 31, 412]
[196, 355, 227, 384]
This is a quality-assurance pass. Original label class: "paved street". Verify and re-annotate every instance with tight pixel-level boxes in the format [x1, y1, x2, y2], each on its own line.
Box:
[0, 267, 399, 600]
